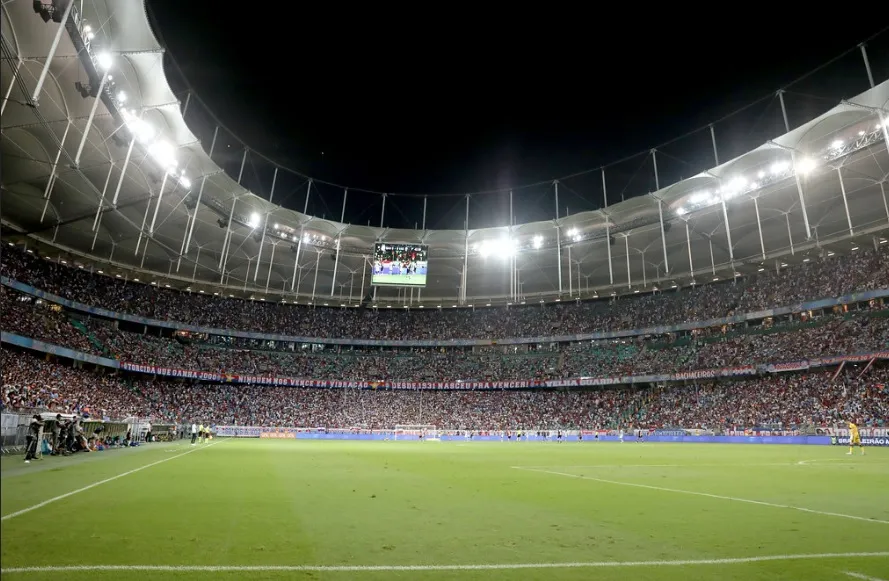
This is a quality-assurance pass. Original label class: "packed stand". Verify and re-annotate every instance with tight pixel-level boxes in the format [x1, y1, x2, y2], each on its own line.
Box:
[2, 245, 887, 341]
[3, 347, 887, 430]
[10, 307, 885, 382]
[0, 285, 102, 356]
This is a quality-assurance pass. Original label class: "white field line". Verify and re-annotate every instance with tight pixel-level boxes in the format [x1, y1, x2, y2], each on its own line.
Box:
[846, 572, 889, 581]
[512, 462, 801, 469]
[1, 553, 887, 573]
[1, 441, 221, 522]
[513, 466, 889, 525]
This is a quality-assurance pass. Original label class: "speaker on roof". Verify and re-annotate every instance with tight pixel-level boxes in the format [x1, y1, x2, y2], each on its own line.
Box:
[50, 1, 71, 23]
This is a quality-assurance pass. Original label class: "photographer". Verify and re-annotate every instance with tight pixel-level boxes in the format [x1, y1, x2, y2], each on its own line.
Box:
[50, 414, 62, 455]
[24, 414, 44, 463]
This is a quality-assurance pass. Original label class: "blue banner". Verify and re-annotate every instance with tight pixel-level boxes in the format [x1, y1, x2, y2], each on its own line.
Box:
[832, 436, 889, 447]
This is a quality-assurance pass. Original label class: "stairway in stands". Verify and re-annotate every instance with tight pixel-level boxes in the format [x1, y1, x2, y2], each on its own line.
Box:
[68, 317, 112, 357]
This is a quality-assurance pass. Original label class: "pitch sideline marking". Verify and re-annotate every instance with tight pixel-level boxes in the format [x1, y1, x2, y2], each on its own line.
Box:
[1, 441, 222, 522]
[513, 467, 889, 525]
[1, 553, 887, 573]
[845, 572, 889, 581]
[511, 462, 801, 469]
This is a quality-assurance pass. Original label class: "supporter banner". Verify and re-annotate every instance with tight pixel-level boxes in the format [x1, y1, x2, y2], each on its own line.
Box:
[107, 351, 889, 390]
[215, 426, 262, 437]
[765, 351, 889, 373]
[832, 435, 889, 447]
[5, 277, 888, 349]
[260, 430, 297, 439]
[0, 332, 120, 369]
[652, 430, 686, 437]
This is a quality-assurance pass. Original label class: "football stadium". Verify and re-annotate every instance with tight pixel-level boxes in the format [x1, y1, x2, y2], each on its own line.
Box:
[1, 2, 889, 580]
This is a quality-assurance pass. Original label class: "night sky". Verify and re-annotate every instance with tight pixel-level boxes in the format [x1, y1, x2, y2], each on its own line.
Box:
[144, 5, 889, 229]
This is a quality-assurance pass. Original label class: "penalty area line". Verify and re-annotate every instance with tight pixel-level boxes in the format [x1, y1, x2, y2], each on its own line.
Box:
[1, 441, 222, 522]
[513, 467, 889, 525]
[2, 553, 888, 573]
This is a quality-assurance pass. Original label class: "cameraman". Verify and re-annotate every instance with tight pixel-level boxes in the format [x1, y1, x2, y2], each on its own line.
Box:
[24, 414, 44, 463]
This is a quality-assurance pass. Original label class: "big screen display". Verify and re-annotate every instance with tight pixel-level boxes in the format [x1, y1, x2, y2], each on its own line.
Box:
[372, 243, 428, 287]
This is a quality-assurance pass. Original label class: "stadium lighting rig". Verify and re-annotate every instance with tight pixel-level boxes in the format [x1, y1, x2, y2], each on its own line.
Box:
[62, 7, 194, 192]
[675, 122, 885, 217]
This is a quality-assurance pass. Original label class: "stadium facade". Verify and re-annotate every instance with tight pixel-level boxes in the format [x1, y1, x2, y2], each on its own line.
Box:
[2, 0, 888, 309]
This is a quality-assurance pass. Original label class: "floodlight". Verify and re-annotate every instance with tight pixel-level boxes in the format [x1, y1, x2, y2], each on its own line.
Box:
[123, 112, 155, 143]
[147, 140, 175, 168]
[676, 207, 686, 216]
[829, 139, 843, 150]
[689, 191, 709, 205]
[95, 52, 113, 70]
[795, 157, 817, 175]
[770, 161, 789, 175]
[117, 91, 127, 103]
[179, 176, 191, 189]
[249, 212, 261, 229]
[532, 235, 543, 249]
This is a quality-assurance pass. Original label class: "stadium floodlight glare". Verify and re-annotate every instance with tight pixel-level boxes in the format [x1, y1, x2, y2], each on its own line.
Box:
[532, 235, 543, 249]
[117, 91, 127, 103]
[248, 212, 261, 229]
[179, 176, 191, 189]
[478, 237, 516, 258]
[830, 139, 844, 150]
[147, 140, 176, 169]
[122, 111, 156, 143]
[723, 177, 748, 198]
[95, 52, 113, 70]
[795, 157, 817, 175]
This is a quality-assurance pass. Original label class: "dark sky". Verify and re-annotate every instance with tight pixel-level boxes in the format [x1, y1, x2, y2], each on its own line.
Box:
[144, 5, 889, 229]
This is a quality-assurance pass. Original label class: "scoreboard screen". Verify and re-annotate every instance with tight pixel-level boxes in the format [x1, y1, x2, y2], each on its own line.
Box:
[372, 243, 428, 287]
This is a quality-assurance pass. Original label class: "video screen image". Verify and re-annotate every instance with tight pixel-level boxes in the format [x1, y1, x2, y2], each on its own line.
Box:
[372, 243, 428, 287]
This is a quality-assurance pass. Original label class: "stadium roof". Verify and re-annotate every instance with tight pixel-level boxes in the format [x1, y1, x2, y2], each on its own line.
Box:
[2, 0, 888, 307]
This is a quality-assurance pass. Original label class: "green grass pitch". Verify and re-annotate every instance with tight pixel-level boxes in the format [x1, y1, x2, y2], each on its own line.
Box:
[2, 439, 887, 580]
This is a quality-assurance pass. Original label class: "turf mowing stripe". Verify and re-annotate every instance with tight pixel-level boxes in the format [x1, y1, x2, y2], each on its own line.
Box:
[845, 573, 889, 581]
[1, 553, 888, 573]
[513, 467, 889, 525]
[0, 441, 221, 522]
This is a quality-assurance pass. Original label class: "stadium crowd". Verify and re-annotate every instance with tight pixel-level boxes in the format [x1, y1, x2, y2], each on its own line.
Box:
[2, 347, 886, 430]
[2, 244, 887, 340]
[2, 244, 887, 433]
[2, 282, 886, 381]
